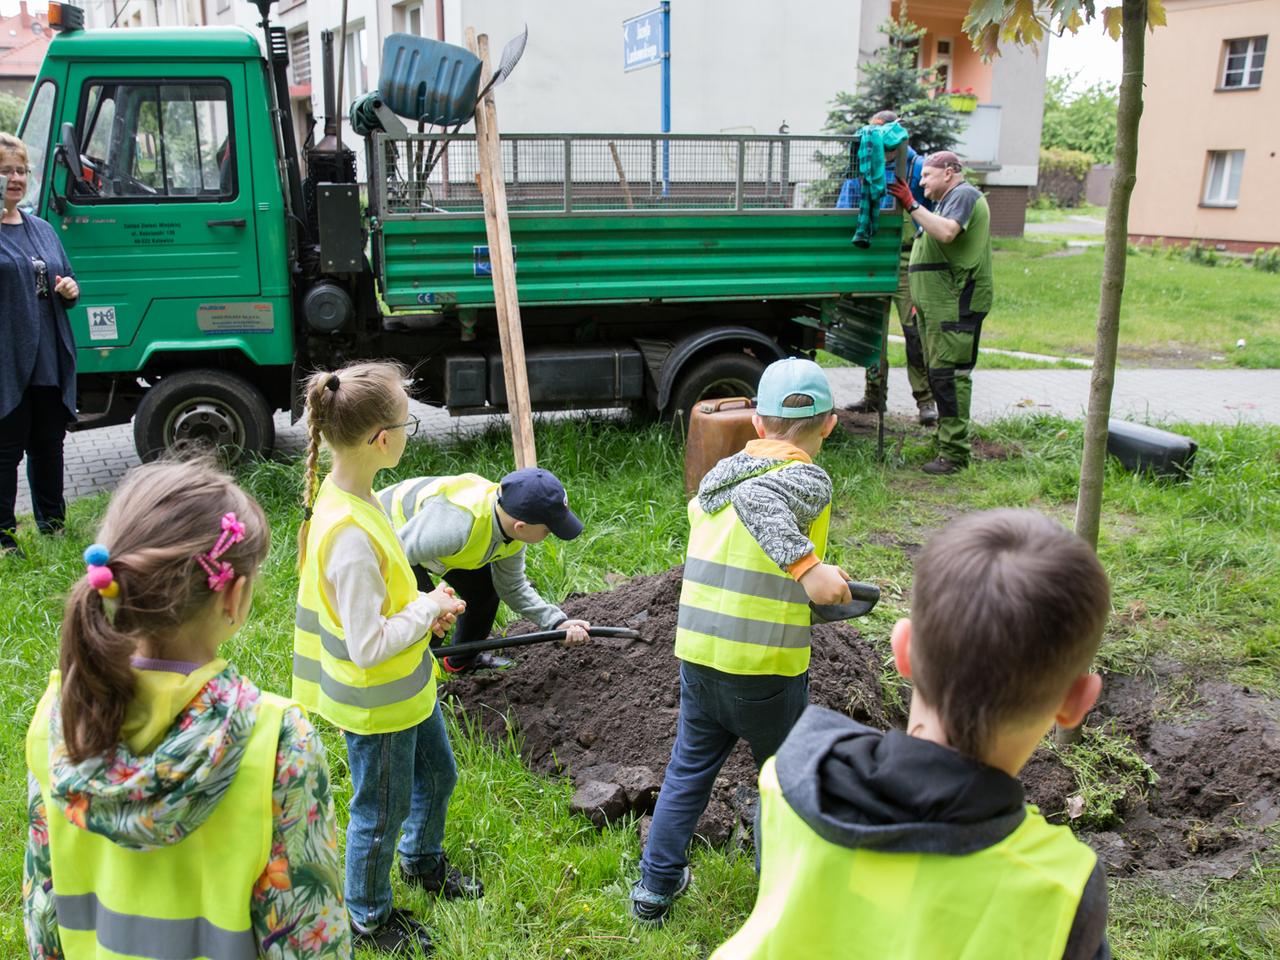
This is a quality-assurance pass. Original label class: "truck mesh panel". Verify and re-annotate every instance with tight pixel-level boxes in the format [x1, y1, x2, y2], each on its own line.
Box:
[371, 134, 859, 216]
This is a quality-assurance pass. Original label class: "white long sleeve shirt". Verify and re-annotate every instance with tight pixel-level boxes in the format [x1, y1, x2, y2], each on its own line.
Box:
[321, 524, 442, 669]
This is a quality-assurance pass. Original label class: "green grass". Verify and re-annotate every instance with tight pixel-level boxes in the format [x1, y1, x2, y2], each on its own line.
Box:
[818, 341, 1087, 371]
[3, 416, 1278, 957]
[1024, 203, 1107, 224]
[988, 241, 1280, 367]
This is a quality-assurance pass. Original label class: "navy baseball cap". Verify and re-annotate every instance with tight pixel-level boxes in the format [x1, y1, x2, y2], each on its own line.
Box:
[498, 468, 584, 540]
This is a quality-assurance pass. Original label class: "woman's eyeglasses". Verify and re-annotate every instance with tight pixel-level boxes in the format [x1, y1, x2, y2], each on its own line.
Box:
[368, 415, 421, 444]
[0, 166, 30, 177]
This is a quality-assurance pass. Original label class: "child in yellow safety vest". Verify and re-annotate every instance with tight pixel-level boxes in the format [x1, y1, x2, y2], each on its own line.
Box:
[631, 357, 855, 925]
[378, 468, 592, 673]
[713, 509, 1113, 960]
[24, 458, 351, 960]
[293, 362, 470, 955]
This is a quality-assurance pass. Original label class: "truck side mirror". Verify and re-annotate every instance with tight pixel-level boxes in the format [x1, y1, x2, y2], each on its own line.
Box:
[50, 122, 89, 214]
[59, 122, 85, 182]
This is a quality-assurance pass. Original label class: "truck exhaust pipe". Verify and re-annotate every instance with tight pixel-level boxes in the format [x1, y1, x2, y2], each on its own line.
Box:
[320, 29, 338, 140]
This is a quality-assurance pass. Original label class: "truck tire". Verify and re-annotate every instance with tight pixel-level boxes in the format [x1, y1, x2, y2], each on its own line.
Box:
[667, 353, 765, 430]
[133, 370, 275, 464]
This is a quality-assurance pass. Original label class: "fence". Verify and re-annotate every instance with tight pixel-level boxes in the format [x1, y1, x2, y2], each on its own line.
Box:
[370, 133, 859, 218]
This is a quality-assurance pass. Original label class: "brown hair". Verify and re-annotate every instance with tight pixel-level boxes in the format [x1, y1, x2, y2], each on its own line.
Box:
[758, 393, 832, 443]
[0, 132, 28, 164]
[59, 458, 269, 762]
[297, 361, 408, 566]
[909, 509, 1110, 760]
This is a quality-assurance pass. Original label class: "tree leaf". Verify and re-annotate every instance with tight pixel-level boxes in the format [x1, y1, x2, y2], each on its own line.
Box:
[1147, 0, 1168, 28]
[1102, 6, 1123, 40]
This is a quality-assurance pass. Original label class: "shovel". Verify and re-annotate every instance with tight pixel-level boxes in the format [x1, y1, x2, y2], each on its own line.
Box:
[436, 625, 640, 661]
[423, 24, 529, 179]
[810, 581, 881, 623]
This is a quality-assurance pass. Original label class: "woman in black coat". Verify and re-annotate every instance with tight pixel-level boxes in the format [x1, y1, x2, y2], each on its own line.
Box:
[1, 132, 79, 557]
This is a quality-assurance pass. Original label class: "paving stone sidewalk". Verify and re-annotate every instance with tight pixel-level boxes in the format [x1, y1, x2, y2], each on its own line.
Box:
[12, 367, 1279, 517]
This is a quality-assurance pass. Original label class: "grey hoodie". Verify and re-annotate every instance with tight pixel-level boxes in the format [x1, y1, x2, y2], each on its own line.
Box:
[697, 447, 832, 571]
[771, 706, 1110, 960]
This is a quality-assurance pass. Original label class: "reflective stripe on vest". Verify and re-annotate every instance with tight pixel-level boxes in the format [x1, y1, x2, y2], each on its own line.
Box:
[294, 475, 436, 734]
[712, 758, 1096, 960]
[378, 474, 524, 572]
[674, 461, 830, 677]
[26, 673, 288, 960]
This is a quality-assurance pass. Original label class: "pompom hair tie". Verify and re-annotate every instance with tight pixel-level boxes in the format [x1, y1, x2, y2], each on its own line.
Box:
[83, 543, 119, 600]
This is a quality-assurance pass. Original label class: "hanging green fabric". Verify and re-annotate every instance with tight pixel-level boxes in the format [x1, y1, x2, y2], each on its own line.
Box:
[851, 121, 910, 248]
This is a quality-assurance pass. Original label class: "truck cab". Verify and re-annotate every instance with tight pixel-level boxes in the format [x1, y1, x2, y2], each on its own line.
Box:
[18, 3, 901, 462]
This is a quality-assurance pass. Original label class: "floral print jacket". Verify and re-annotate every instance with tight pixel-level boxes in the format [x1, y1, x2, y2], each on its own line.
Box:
[24, 663, 351, 959]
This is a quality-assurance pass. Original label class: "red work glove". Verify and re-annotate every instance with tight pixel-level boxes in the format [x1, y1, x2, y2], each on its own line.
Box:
[886, 179, 915, 209]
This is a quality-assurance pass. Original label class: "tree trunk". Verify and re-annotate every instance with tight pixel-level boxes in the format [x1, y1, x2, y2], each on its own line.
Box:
[1058, 0, 1146, 747]
[1073, 0, 1146, 551]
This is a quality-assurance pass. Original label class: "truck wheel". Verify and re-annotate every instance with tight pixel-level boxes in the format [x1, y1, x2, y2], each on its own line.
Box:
[667, 353, 765, 431]
[133, 370, 275, 464]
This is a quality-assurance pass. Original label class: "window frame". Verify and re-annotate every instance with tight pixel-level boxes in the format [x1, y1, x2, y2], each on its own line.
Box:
[71, 76, 239, 206]
[1218, 35, 1266, 90]
[1201, 150, 1244, 208]
[15, 78, 58, 213]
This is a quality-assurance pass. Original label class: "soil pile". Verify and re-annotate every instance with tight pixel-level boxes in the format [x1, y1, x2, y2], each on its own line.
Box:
[446, 566, 892, 842]
[446, 569, 1280, 877]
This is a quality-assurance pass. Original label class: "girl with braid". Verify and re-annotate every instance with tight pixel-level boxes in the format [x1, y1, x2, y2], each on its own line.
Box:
[24, 458, 350, 959]
[292, 362, 471, 955]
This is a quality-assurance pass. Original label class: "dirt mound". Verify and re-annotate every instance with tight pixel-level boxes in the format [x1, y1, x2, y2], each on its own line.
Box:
[446, 566, 892, 843]
[446, 570, 1280, 877]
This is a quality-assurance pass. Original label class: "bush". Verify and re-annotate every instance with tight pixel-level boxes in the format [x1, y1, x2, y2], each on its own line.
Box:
[0, 92, 25, 134]
[1035, 147, 1093, 208]
[1041, 74, 1118, 165]
[1252, 247, 1280, 273]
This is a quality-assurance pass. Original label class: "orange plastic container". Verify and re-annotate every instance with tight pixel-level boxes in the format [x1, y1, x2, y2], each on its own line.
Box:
[684, 397, 758, 496]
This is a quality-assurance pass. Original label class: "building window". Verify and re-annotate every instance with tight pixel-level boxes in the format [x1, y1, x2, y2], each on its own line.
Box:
[934, 38, 953, 92]
[1221, 36, 1265, 89]
[342, 24, 369, 97]
[1202, 150, 1244, 207]
[290, 28, 311, 87]
[394, 1, 423, 35]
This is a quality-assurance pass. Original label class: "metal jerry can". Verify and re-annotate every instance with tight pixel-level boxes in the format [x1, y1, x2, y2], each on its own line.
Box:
[684, 397, 759, 496]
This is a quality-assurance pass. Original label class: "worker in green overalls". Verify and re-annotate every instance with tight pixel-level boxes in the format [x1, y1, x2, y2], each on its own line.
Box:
[887, 151, 993, 475]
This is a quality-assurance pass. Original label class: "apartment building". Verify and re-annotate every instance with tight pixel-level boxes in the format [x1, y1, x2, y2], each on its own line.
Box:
[1129, 0, 1276, 250]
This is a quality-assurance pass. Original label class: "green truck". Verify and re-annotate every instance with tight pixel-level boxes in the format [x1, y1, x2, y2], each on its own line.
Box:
[15, 2, 901, 461]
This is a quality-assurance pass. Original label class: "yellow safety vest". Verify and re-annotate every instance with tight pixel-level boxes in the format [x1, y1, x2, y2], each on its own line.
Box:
[675, 461, 831, 677]
[294, 475, 436, 735]
[378, 474, 524, 572]
[26, 671, 288, 960]
[713, 758, 1097, 960]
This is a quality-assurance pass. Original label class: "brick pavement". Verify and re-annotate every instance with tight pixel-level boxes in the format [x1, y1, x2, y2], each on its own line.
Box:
[12, 368, 1279, 517]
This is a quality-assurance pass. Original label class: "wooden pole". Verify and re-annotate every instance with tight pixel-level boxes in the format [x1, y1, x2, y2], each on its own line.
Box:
[467, 27, 537, 468]
[608, 141, 635, 210]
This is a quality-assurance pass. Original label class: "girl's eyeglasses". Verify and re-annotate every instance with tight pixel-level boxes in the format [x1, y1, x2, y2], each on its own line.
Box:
[368, 415, 421, 444]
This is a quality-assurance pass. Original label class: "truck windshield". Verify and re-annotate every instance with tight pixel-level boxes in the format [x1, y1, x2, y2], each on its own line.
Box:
[16, 80, 57, 212]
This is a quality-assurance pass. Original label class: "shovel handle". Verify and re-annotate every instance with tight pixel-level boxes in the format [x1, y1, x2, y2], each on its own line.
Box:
[437, 625, 641, 660]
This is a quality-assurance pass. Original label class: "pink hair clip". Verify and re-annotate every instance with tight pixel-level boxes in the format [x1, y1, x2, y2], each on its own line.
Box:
[196, 512, 246, 592]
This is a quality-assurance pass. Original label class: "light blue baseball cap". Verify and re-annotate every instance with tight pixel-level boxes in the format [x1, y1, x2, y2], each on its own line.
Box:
[756, 357, 834, 418]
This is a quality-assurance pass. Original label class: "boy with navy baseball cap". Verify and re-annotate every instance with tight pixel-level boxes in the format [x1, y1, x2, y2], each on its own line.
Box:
[630, 356, 854, 924]
[378, 467, 590, 672]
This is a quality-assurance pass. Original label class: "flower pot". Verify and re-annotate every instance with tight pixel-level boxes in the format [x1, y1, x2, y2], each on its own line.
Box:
[948, 94, 978, 113]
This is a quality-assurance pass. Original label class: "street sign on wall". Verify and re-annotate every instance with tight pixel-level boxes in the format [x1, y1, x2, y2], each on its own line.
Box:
[623, 7, 664, 72]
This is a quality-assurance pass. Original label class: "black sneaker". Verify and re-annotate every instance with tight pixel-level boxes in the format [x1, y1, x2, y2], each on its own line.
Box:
[441, 651, 514, 674]
[629, 866, 692, 927]
[922, 456, 963, 476]
[352, 907, 433, 956]
[401, 855, 484, 900]
[844, 398, 886, 414]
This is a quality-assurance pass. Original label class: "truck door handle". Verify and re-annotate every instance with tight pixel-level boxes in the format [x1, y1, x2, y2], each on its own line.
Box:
[207, 218, 247, 227]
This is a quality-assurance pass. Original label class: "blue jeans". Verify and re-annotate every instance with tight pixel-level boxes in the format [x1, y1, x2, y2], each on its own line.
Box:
[640, 661, 809, 896]
[343, 703, 458, 929]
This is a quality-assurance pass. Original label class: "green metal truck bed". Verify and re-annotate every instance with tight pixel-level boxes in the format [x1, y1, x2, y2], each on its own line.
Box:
[369, 133, 904, 311]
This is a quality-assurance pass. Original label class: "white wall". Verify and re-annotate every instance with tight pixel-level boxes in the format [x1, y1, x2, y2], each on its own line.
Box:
[456, 0, 862, 135]
[984, 35, 1047, 188]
